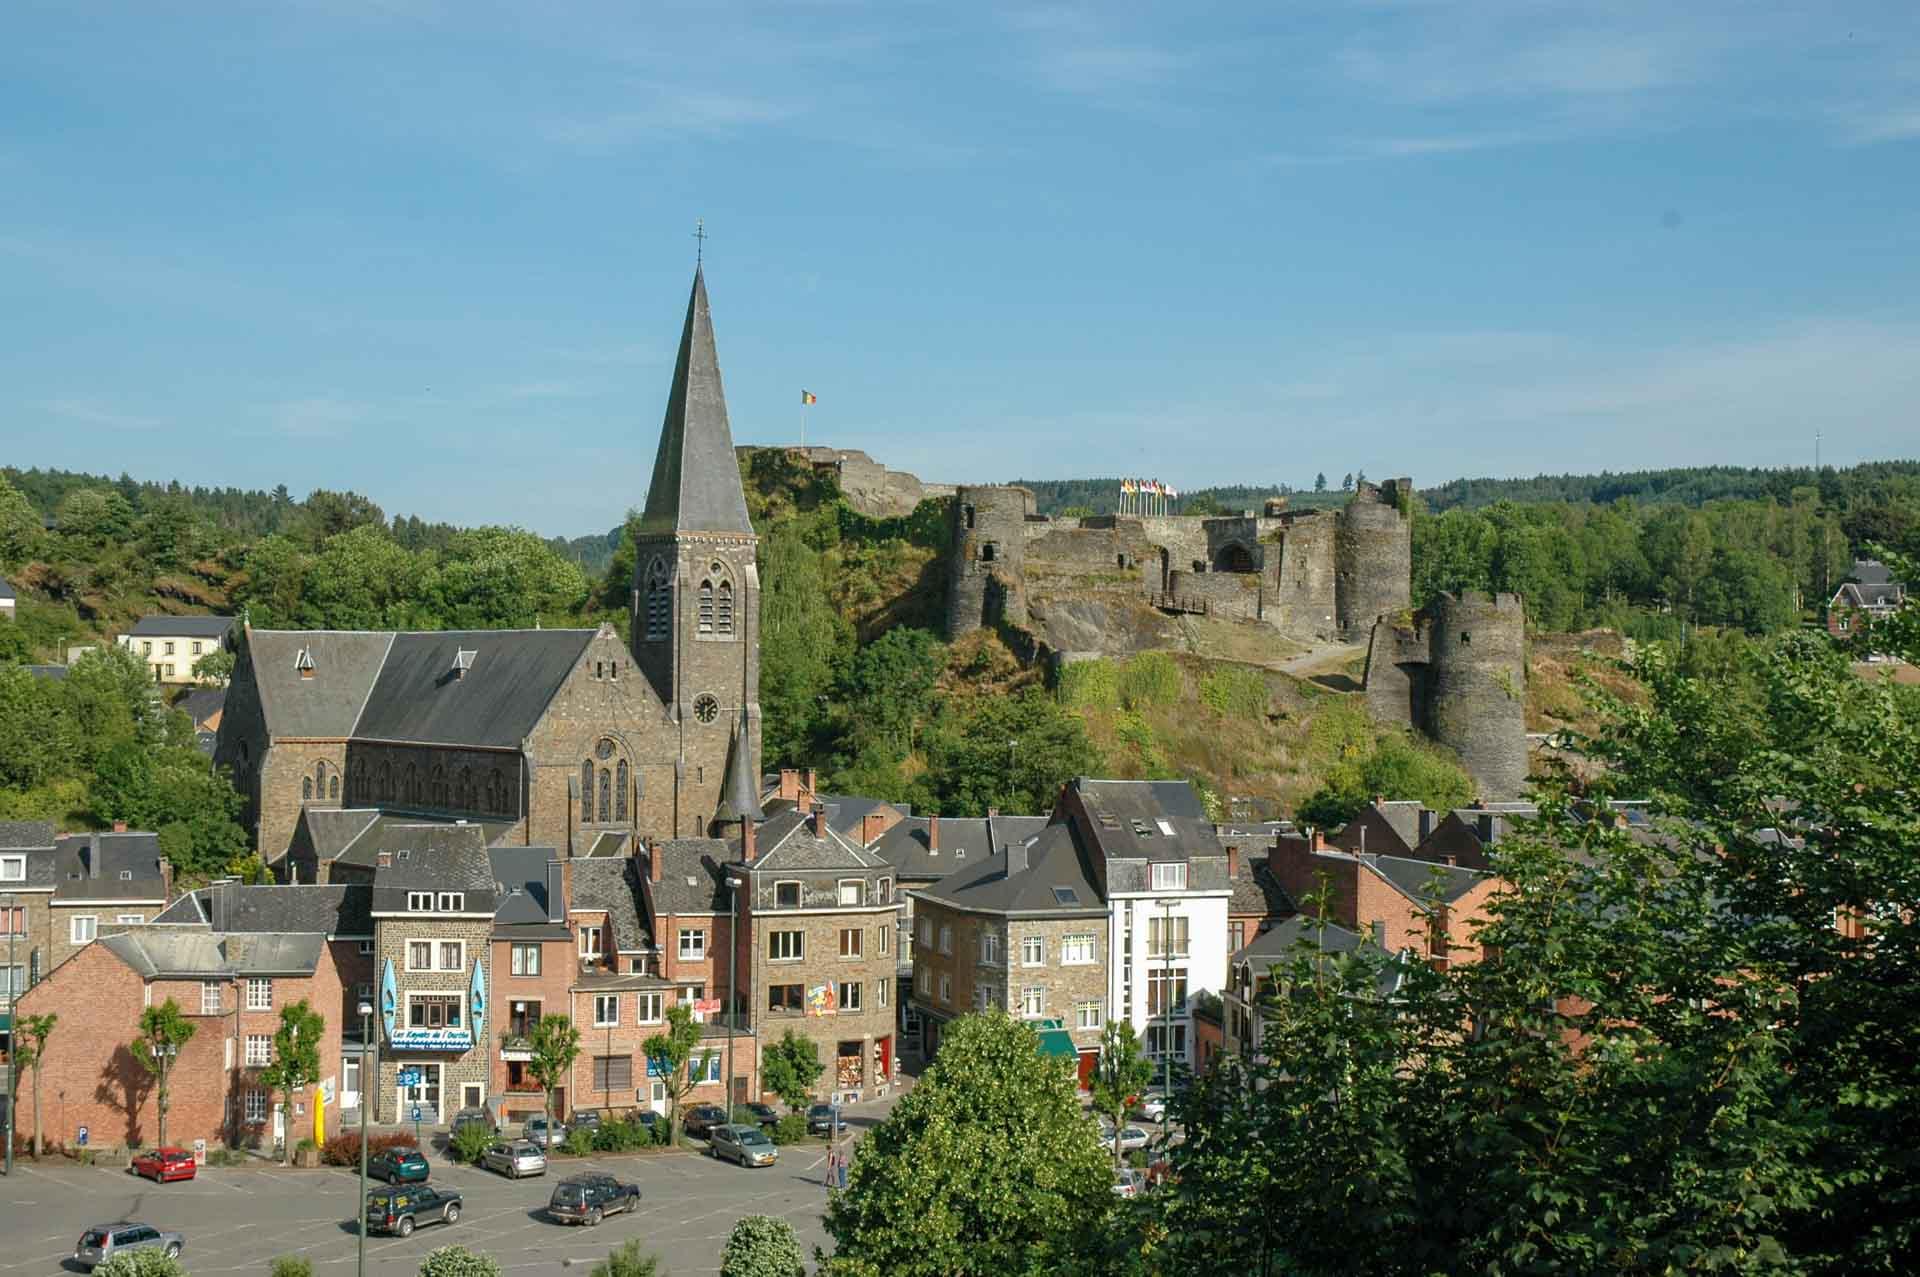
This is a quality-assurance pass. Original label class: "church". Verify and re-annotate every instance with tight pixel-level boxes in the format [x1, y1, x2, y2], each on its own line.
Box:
[214, 267, 765, 876]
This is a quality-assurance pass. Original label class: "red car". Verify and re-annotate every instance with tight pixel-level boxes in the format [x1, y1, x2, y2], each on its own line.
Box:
[131, 1148, 197, 1183]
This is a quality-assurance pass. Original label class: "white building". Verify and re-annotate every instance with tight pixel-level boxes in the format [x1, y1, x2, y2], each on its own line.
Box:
[117, 614, 234, 684]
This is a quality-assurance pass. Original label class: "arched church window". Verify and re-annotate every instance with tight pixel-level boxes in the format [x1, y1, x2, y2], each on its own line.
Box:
[598, 768, 612, 823]
[458, 766, 473, 810]
[698, 579, 715, 634]
[404, 763, 418, 804]
[315, 760, 327, 792]
[580, 761, 593, 821]
[616, 759, 629, 821]
[431, 765, 446, 807]
[329, 774, 340, 801]
[717, 581, 734, 637]
[302, 777, 313, 802]
[644, 558, 671, 642]
[378, 760, 392, 803]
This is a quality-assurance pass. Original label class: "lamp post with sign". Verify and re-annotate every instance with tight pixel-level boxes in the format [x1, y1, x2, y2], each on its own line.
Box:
[356, 1000, 372, 1277]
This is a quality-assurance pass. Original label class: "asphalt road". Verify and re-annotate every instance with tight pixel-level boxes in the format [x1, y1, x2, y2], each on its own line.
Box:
[0, 1137, 861, 1277]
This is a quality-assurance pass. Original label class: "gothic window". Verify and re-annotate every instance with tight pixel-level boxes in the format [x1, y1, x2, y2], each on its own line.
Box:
[315, 760, 327, 793]
[487, 768, 505, 815]
[698, 578, 715, 634]
[404, 763, 418, 804]
[717, 581, 734, 637]
[302, 777, 313, 802]
[598, 768, 612, 823]
[378, 761, 392, 803]
[329, 774, 340, 801]
[458, 766, 473, 810]
[616, 759, 629, 821]
[580, 762, 593, 821]
[431, 765, 447, 807]
[644, 558, 671, 642]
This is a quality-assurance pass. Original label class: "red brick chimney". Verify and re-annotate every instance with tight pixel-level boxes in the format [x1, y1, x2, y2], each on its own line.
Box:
[649, 838, 662, 883]
[1442, 854, 1457, 867]
[927, 815, 940, 853]
[987, 807, 999, 819]
[809, 807, 826, 837]
[804, 769, 818, 798]
[862, 812, 888, 847]
[158, 857, 174, 900]
[1227, 845, 1239, 879]
[741, 818, 757, 863]
[778, 769, 801, 802]
[1310, 829, 1327, 852]
[113, 820, 128, 834]
[377, 850, 393, 868]
[1371, 796, 1384, 810]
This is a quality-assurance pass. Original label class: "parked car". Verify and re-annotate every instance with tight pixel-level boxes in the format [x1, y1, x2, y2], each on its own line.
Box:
[451, 1107, 496, 1137]
[681, 1104, 730, 1139]
[1113, 1167, 1148, 1199]
[1132, 1092, 1169, 1122]
[632, 1110, 663, 1134]
[1100, 1123, 1151, 1153]
[364, 1185, 462, 1238]
[130, 1147, 197, 1183]
[522, 1115, 560, 1146]
[736, 1102, 780, 1127]
[368, 1147, 431, 1183]
[546, 1173, 642, 1226]
[567, 1109, 604, 1136]
[708, 1123, 778, 1167]
[806, 1103, 843, 1136]
[480, 1140, 548, 1179]
[75, 1224, 184, 1270]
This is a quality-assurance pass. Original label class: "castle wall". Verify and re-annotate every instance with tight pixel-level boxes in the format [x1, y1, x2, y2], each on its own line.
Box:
[1427, 592, 1528, 800]
[1271, 516, 1338, 641]
[945, 486, 1031, 639]
[1166, 569, 1264, 622]
[1362, 618, 1429, 732]
[1335, 483, 1412, 638]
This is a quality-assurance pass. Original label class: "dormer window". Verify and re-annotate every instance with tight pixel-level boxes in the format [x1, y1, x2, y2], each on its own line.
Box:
[1150, 862, 1188, 892]
[437, 892, 464, 912]
[452, 649, 477, 680]
[295, 646, 315, 679]
[408, 891, 434, 911]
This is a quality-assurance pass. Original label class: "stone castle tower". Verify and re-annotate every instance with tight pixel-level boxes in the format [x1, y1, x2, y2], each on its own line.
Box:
[945, 484, 1034, 638]
[1362, 590, 1527, 799]
[630, 266, 762, 830]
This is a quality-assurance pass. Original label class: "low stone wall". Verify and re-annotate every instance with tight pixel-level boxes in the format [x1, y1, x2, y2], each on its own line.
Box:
[1165, 569, 1264, 621]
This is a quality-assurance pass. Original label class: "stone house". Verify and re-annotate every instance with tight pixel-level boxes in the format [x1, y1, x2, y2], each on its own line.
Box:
[44, 830, 173, 971]
[738, 808, 900, 1104]
[1, 820, 59, 1025]
[216, 266, 765, 874]
[907, 821, 1111, 1084]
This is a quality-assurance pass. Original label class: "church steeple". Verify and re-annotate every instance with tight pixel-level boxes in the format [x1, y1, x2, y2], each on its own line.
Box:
[638, 266, 754, 537]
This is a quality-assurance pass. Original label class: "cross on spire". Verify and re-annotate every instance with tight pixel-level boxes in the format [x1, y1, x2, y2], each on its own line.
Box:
[693, 218, 707, 265]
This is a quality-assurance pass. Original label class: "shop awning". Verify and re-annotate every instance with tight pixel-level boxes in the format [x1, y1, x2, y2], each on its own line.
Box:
[1033, 1018, 1078, 1060]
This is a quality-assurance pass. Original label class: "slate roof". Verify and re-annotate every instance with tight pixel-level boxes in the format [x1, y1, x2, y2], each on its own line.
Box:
[751, 811, 888, 872]
[912, 824, 1106, 916]
[302, 808, 383, 864]
[1853, 559, 1894, 587]
[152, 883, 375, 936]
[585, 831, 629, 858]
[1226, 854, 1294, 918]
[101, 930, 326, 979]
[869, 813, 1047, 881]
[49, 832, 167, 900]
[643, 839, 734, 914]
[177, 687, 226, 728]
[569, 857, 652, 952]
[333, 816, 505, 871]
[245, 630, 396, 738]
[489, 846, 559, 927]
[1072, 779, 1219, 864]
[717, 715, 764, 823]
[1362, 852, 1486, 906]
[127, 615, 234, 640]
[762, 794, 908, 841]
[1832, 581, 1906, 610]
[1232, 915, 1406, 999]
[0, 820, 56, 851]
[352, 630, 595, 747]
[1330, 805, 1415, 858]
[371, 842, 500, 914]
[637, 267, 754, 537]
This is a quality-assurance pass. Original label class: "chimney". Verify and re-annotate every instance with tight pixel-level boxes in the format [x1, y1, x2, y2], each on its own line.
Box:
[809, 808, 826, 837]
[928, 815, 940, 853]
[158, 857, 174, 901]
[741, 817, 757, 863]
[545, 861, 566, 923]
[1442, 854, 1457, 867]
[1372, 795, 1385, 809]
[1310, 829, 1326, 852]
[1469, 797, 1485, 810]
[1227, 845, 1239, 880]
[558, 857, 575, 915]
[987, 807, 999, 819]
[862, 812, 888, 848]
[113, 820, 128, 834]
[804, 769, 818, 798]
[649, 838, 663, 882]
[89, 833, 101, 877]
[212, 877, 236, 932]
[377, 850, 393, 869]
[1371, 919, 1386, 947]
[779, 769, 800, 802]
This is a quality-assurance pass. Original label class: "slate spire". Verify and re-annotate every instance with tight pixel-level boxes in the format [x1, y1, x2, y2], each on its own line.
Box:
[716, 708, 764, 823]
[639, 266, 755, 536]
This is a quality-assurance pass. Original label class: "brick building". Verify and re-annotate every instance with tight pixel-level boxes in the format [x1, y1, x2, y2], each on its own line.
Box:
[1263, 831, 1498, 968]
[215, 266, 763, 873]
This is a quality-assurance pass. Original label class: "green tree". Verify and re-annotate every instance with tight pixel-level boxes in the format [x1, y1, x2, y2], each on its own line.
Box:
[525, 1013, 581, 1151]
[54, 487, 135, 545]
[1087, 1019, 1153, 1174]
[258, 1000, 325, 1164]
[270, 1256, 314, 1277]
[417, 1246, 502, 1277]
[588, 1239, 663, 1277]
[0, 473, 41, 566]
[643, 1002, 707, 1144]
[1340, 473, 1354, 492]
[1312, 472, 1327, 494]
[15, 1012, 57, 1157]
[820, 1011, 1111, 1275]
[131, 999, 197, 1150]
[926, 689, 1102, 816]
[722, 1215, 806, 1277]
[191, 647, 235, 686]
[761, 1030, 826, 1113]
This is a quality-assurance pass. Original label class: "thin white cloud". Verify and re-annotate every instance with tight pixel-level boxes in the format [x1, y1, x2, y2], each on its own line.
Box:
[46, 397, 164, 431]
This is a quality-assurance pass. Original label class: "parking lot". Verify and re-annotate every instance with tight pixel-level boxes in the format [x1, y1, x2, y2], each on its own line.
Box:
[0, 1136, 862, 1277]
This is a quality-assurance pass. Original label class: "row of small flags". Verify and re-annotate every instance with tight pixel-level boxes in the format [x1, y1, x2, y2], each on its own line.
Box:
[1120, 479, 1179, 499]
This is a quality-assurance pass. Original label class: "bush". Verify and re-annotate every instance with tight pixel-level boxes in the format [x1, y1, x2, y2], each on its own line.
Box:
[771, 1114, 809, 1146]
[449, 1122, 493, 1165]
[588, 1240, 662, 1277]
[564, 1127, 595, 1158]
[94, 1251, 185, 1277]
[1118, 652, 1182, 710]
[1057, 658, 1118, 710]
[271, 1256, 315, 1277]
[418, 1247, 502, 1277]
[320, 1131, 417, 1167]
[721, 1215, 806, 1277]
[1199, 665, 1268, 720]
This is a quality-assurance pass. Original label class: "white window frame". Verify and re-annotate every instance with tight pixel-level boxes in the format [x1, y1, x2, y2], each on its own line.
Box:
[70, 915, 98, 945]
[879, 925, 891, 957]
[247, 978, 272, 1011]
[404, 991, 464, 1030]
[510, 943, 541, 976]
[436, 892, 464, 912]
[638, 992, 663, 1024]
[938, 925, 952, 956]
[838, 879, 864, 907]
[244, 1089, 268, 1123]
[917, 917, 932, 948]
[1062, 933, 1096, 965]
[407, 939, 433, 971]
[768, 930, 804, 962]
[878, 979, 889, 1008]
[407, 891, 433, 912]
[201, 981, 222, 1015]
[938, 973, 951, 1005]
[678, 929, 706, 960]
[1021, 985, 1046, 1018]
[357, 939, 376, 956]
[1, 964, 25, 1000]
[438, 939, 465, 971]
[774, 880, 801, 908]
[245, 1034, 271, 1067]
[1075, 1000, 1103, 1030]
[1150, 862, 1188, 892]
[593, 994, 620, 1027]
[0, 855, 24, 883]
[1021, 935, 1044, 966]
[117, 913, 144, 925]
[1148, 916, 1191, 960]
[915, 967, 930, 996]
[837, 980, 862, 1012]
[877, 877, 893, 904]
[840, 927, 863, 959]
[578, 925, 603, 959]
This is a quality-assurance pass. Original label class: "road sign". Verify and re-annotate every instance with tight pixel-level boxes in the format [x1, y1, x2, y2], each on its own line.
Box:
[411, 1105, 423, 1123]
[398, 1068, 421, 1088]
[76, 1125, 89, 1147]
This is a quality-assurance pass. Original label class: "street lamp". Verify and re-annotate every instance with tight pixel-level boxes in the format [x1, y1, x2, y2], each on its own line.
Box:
[4, 889, 15, 1176]
[356, 1000, 373, 1277]
[725, 875, 739, 1116]
[155, 1042, 178, 1150]
[1155, 897, 1177, 1148]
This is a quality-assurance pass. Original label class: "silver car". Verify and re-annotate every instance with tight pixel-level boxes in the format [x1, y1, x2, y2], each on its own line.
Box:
[481, 1140, 548, 1179]
[76, 1223, 184, 1270]
[707, 1122, 778, 1167]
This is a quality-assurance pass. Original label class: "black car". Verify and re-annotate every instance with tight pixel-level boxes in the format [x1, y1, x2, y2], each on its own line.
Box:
[681, 1104, 729, 1139]
[368, 1148, 431, 1183]
[567, 1109, 604, 1135]
[364, 1185, 461, 1238]
[737, 1102, 780, 1127]
[450, 1107, 495, 1137]
[807, 1103, 843, 1136]
[547, 1173, 642, 1226]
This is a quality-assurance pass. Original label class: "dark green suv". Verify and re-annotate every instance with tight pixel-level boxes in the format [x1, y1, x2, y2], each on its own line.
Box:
[547, 1173, 641, 1225]
[364, 1185, 462, 1237]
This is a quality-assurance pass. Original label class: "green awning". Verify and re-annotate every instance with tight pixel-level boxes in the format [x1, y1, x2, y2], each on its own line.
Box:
[1033, 1018, 1077, 1059]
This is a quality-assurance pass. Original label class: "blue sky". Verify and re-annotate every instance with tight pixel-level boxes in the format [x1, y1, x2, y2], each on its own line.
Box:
[3, 1, 1917, 537]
